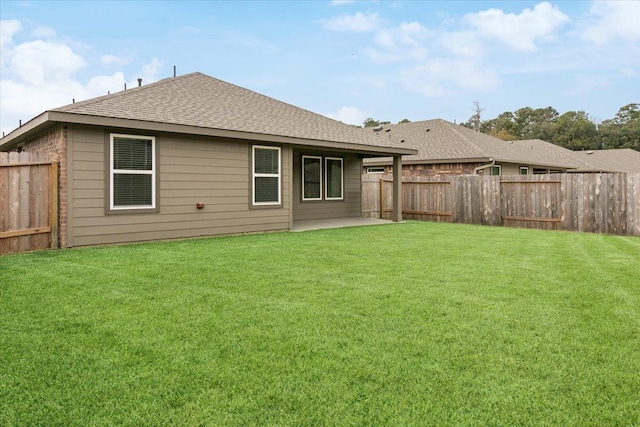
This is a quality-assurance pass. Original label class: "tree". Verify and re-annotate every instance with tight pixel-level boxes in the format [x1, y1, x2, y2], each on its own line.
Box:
[362, 117, 380, 128]
[398, 118, 411, 124]
[553, 111, 598, 150]
[598, 103, 640, 150]
[471, 100, 483, 131]
[481, 111, 517, 140]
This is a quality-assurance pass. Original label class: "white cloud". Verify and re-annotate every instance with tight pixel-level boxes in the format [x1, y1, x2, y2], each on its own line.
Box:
[31, 26, 56, 38]
[331, 0, 354, 5]
[0, 19, 21, 49]
[100, 54, 129, 67]
[438, 30, 484, 58]
[10, 40, 87, 85]
[0, 21, 163, 136]
[580, 1, 640, 45]
[137, 57, 163, 84]
[86, 72, 126, 96]
[463, 2, 569, 51]
[322, 12, 381, 32]
[365, 21, 431, 63]
[374, 21, 431, 49]
[401, 59, 500, 97]
[326, 106, 367, 125]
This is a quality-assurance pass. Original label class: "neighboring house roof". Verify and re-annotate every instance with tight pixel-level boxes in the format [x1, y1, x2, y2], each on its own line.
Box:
[513, 139, 640, 173]
[570, 149, 640, 173]
[0, 72, 416, 156]
[363, 119, 575, 169]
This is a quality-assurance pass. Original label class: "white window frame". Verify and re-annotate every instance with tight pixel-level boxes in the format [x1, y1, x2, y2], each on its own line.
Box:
[367, 167, 385, 174]
[302, 155, 323, 201]
[519, 166, 529, 175]
[252, 145, 281, 206]
[110, 133, 156, 211]
[325, 157, 344, 200]
[490, 165, 502, 176]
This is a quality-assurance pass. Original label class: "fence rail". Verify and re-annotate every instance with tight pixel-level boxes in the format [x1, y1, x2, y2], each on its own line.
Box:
[1, 152, 59, 254]
[362, 173, 640, 236]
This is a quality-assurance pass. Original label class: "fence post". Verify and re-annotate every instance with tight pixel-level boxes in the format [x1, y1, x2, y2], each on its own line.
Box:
[379, 178, 384, 219]
[50, 159, 59, 249]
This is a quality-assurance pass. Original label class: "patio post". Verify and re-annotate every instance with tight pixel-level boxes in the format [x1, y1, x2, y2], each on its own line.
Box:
[392, 155, 403, 222]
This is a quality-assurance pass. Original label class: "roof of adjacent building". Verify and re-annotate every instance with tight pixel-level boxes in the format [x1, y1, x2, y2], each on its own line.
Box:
[363, 119, 576, 169]
[512, 139, 640, 173]
[1, 72, 416, 156]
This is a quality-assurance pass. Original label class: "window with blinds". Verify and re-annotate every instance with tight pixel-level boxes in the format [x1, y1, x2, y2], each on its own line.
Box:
[325, 157, 343, 200]
[252, 146, 281, 205]
[110, 134, 156, 210]
[302, 156, 322, 200]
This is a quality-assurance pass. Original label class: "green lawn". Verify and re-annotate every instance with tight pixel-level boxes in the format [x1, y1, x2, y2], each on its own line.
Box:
[1, 221, 639, 426]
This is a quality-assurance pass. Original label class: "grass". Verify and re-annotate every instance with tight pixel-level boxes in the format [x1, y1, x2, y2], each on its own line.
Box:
[1, 221, 639, 426]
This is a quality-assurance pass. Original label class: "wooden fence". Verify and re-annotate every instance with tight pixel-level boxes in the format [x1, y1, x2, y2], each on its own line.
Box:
[362, 173, 640, 236]
[1, 152, 59, 254]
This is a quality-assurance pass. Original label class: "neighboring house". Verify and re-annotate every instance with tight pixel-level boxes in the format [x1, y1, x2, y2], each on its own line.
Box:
[512, 139, 640, 173]
[362, 119, 576, 176]
[0, 72, 416, 248]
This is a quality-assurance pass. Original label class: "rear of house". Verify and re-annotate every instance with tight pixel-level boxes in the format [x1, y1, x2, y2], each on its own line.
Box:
[1, 73, 415, 248]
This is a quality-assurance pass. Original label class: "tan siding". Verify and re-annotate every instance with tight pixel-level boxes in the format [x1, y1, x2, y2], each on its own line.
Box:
[68, 125, 290, 246]
[292, 150, 362, 221]
[500, 163, 522, 176]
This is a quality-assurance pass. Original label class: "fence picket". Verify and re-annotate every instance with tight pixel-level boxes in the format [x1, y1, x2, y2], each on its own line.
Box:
[361, 172, 640, 236]
[1, 152, 59, 254]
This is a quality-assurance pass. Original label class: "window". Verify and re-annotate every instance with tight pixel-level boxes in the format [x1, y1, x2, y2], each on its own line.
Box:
[302, 156, 322, 200]
[490, 165, 501, 176]
[110, 133, 155, 210]
[533, 168, 548, 174]
[252, 145, 281, 205]
[367, 167, 385, 174]
[300, 155, 344, 202]
[325, 157, 343, 200]
[519, 166, 529, 175]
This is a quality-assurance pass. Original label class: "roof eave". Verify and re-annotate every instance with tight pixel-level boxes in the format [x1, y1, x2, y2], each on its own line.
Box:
[1, 111, 418, 156]
[364, 157, 492, 166]
[0, 112, 52, 150]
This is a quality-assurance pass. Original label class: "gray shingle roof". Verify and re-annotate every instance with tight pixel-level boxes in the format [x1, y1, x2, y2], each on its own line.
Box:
[512, 140, 640, 173]
[363, 119, 575, 168]
[569, 149, 640, 173]
[50, 72, 411, 152]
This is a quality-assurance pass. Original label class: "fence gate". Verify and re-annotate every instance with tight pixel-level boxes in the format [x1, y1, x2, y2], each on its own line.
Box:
[0, 152, 59, 255]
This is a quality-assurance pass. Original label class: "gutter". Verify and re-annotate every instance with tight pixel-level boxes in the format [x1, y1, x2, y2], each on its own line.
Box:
[473, 158, 495, 175]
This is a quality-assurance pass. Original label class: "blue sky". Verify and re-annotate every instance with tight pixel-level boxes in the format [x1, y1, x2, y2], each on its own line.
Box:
[1, 0, 639, 136]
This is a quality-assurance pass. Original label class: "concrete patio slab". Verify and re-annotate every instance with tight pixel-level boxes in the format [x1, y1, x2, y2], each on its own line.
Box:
[291, 217, 395, 232]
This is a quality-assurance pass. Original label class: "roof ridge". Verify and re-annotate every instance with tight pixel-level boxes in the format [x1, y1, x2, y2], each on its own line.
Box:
[445, 120, 490, 157]
[51, 72, 202, 112]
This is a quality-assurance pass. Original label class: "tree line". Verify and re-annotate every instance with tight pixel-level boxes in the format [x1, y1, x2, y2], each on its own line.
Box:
[460, 103, 639, 152]
[361, 103, 639, 152]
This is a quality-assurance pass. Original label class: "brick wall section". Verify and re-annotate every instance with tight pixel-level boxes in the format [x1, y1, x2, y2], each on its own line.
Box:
[364, 162, 483, 177]
[19, 125, 68, 247]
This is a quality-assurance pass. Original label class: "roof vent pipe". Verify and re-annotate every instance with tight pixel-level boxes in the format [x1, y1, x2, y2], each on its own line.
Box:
[137, 78, 142, 87]
[173, 65, 176, 77]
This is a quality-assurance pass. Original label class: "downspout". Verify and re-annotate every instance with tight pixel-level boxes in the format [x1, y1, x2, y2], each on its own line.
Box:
[473, 158, 495, 175]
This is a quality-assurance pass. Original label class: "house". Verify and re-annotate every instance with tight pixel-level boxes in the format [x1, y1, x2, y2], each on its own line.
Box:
[512, 139, 640, 173]
[362, 119, 576, 176]
[0, 72, 416, 248]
